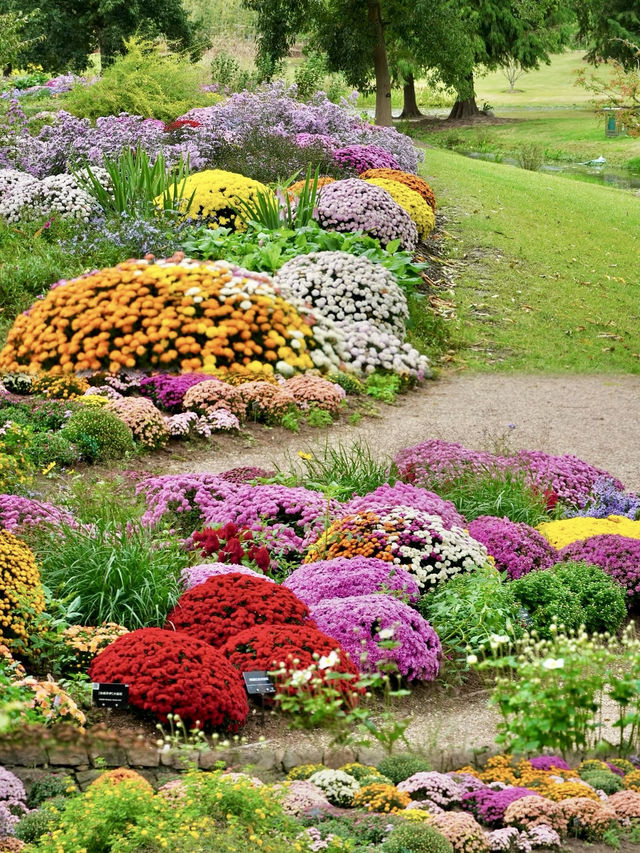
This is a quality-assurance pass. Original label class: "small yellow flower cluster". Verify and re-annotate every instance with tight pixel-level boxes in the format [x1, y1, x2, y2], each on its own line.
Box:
[401, 809, 432, 822]
[352, 782, 411, 813]
[173, 169, 275, 232]
[537, 514, 640, 548]
[62, 622, 129, 669]
[0, 528, 44, 649]
[363, 177, 436, 239]
[31, 373, 89, 399]
[624, 769, 640, 791]
[286, 763, 325, 781]
[544, 781, 600, 802]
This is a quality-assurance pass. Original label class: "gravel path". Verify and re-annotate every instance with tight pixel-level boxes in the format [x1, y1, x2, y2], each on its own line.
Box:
[148, 371, 640, 490]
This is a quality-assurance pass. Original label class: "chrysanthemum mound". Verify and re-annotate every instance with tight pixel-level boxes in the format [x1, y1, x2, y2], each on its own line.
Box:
[467, 516, 557, 580]
[559, 533, 640, 598]
[310, 594, 441, 681]
[172, 169, 275, 231]
[284, 556, 420, 605]
[359, 169, 437, 210]
[363, 177, 436, 239]
[0, 256, 342, 377]
[88, 627, 249, 730]
[165, 572, 313, 647]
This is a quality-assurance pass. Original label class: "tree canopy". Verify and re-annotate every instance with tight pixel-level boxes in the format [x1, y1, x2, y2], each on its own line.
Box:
[576, 0, 640, 67]
[7, 0, 205, 72]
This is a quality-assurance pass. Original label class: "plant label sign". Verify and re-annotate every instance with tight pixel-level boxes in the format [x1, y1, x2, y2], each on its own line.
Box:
[92, 682, 129, 708]
[243, 671, 276, 696]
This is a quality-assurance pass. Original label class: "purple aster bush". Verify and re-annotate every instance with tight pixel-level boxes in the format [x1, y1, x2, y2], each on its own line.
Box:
[559, 534, 640, 599]
[309, 594, 441, 681]
[0, 766, 27, 834]
[397, 772, 463, 806]
[181, 562, 270, 590]
[566, 477, 640, 520]
[314, 179, 418, 251]
[139, 373, 215, 412]
[461, 788, 540, 827]
[296, 133, 337, 151]
[528, 756, 570, 771]
[342, 482, 465, 529]
[0, 494, 76, 532]
[332, 144, 401, 173]
[395, 440, 504, 487]
[283, 556, 420, 605]
[137, 473, 238, 530]
[200, 483, 337, 557]
[466, 516, 557, 580]
[511, 450, 623, 509]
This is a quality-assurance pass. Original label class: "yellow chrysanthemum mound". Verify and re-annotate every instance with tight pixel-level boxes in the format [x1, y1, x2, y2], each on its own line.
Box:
[359, 169, 436, 210]
[0, 528, 45, 649]
[537, 515, 640, 549]
[172, 169, 276, 231]
[0, 256, 343, 377]
[363, 177, 435, 239]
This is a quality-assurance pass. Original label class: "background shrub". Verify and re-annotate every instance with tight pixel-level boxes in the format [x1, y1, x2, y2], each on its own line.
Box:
[60, 408, 135, 462]
[377, 755, 432, 785]
[382, 822, 454, 853]
[511, 560, 627, 637]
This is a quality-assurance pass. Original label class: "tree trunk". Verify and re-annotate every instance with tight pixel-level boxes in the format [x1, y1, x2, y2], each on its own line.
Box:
[400, 73, 423, 119]
[368, 0, 392, 127]
[447, 71, 482, 120]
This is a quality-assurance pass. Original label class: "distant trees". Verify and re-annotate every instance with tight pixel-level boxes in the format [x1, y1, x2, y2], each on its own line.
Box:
[6, 0, 205, 72]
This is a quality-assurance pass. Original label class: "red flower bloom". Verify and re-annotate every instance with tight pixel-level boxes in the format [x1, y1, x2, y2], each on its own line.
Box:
[194, 524, 272, 573]
[165, 572, 314, 647]
[89, 628, 248, 731]
[164, 119, 201, 132]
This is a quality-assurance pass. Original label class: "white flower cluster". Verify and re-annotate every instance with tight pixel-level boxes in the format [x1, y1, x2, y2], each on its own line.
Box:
[339, 320, 431, 380]
[274, 251, 408, 336]
[382, 505, 489, 590]
[307, 769, 360, 807]
[165, 409, 239, 437]
[0, 168, 103, 223]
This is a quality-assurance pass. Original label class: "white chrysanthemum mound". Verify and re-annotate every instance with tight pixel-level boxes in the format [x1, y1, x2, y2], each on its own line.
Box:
[339, 320, 431, 380]
[0, 168, 105, 222]
[308, 769, 360, 807]
[274, 251, 408, 336]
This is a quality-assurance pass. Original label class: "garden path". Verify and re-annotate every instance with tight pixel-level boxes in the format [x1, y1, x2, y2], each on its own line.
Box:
[150, 372, 640, 490]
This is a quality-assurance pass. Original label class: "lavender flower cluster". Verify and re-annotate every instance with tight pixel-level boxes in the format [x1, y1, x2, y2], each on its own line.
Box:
[342, 482, 464, 528]
[397, 771, 463, 806]
[310, 593, 442, 681]
[566, 477, 640, 520]
[331, 144, 401, 173]
[314, 179, 419, 251]
[559, 534, 640, 598]
[181, 561, 270, 590]
[462, 788, 541, 827]
[284, 556, 420, 606]
[0, 494, 76, 532]
[466, 516, 557, 580]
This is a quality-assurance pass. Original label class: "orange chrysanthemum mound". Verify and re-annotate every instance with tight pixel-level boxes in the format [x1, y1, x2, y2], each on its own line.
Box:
[359, 169, 436, 210]
[0, 256, 342, 377]
[287, 176, 336, 199]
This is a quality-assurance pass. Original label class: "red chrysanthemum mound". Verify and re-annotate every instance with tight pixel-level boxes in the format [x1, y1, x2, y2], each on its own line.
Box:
[221, 623, 360, 702]
[88, 628, 248, 731]
[165, 572, 313, 647]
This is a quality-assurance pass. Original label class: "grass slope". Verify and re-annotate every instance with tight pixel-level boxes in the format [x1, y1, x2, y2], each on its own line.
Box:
[422, 147, 640, 373]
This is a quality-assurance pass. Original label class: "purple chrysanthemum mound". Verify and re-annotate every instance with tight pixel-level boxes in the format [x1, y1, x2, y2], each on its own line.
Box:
[332, 144, 401, 173]
[394, 440, 503, 487]
[218, 466, 276, 484]
[137, 474, 238, 529]
[467, 516, 557, 580]
[462, 788, 541, 827]
[512, 450, 623, 508]
[314, 179, 418, 251]
[283, 557, 420, 606]
[342, 482, 465, 529]
[559, 534, 640, 598]
[310, 594, 441, 681]
[200, 483, 339, 557]
[397, 772, 462, 807]
[528, 755, 571, 771]
[139, 373, 215, 411]
[181, 562, 271, 590]
[0, 494, 76, 532]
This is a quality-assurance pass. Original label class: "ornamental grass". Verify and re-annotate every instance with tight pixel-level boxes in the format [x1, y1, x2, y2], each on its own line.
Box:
[359, 169, 437, 210]
[363, 177, 436, 239]
[0, 256, 339, 377]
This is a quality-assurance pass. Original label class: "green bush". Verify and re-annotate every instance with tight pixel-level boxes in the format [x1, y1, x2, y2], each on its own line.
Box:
[27, 775, 76, 808]
[31, 520, 187, 629]
[61, 408, 135, 462]
[28, 432, 79, 469]
[418, 564, 523, 664]
[511, 561, 627, 638]
[15, 798, 68, 843]
[62, 37, 218, 121]
[382, 823, 454, 853]
[580, 770, 624, 795]
[377, 755, 432, 785]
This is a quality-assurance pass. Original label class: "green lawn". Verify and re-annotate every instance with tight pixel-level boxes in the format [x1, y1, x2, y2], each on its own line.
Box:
[422, 147, 640, 373]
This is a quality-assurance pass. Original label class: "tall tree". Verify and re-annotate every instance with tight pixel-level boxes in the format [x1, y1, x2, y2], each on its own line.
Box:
[576, 0, 640, 67]
[7, 0, 204, 72]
